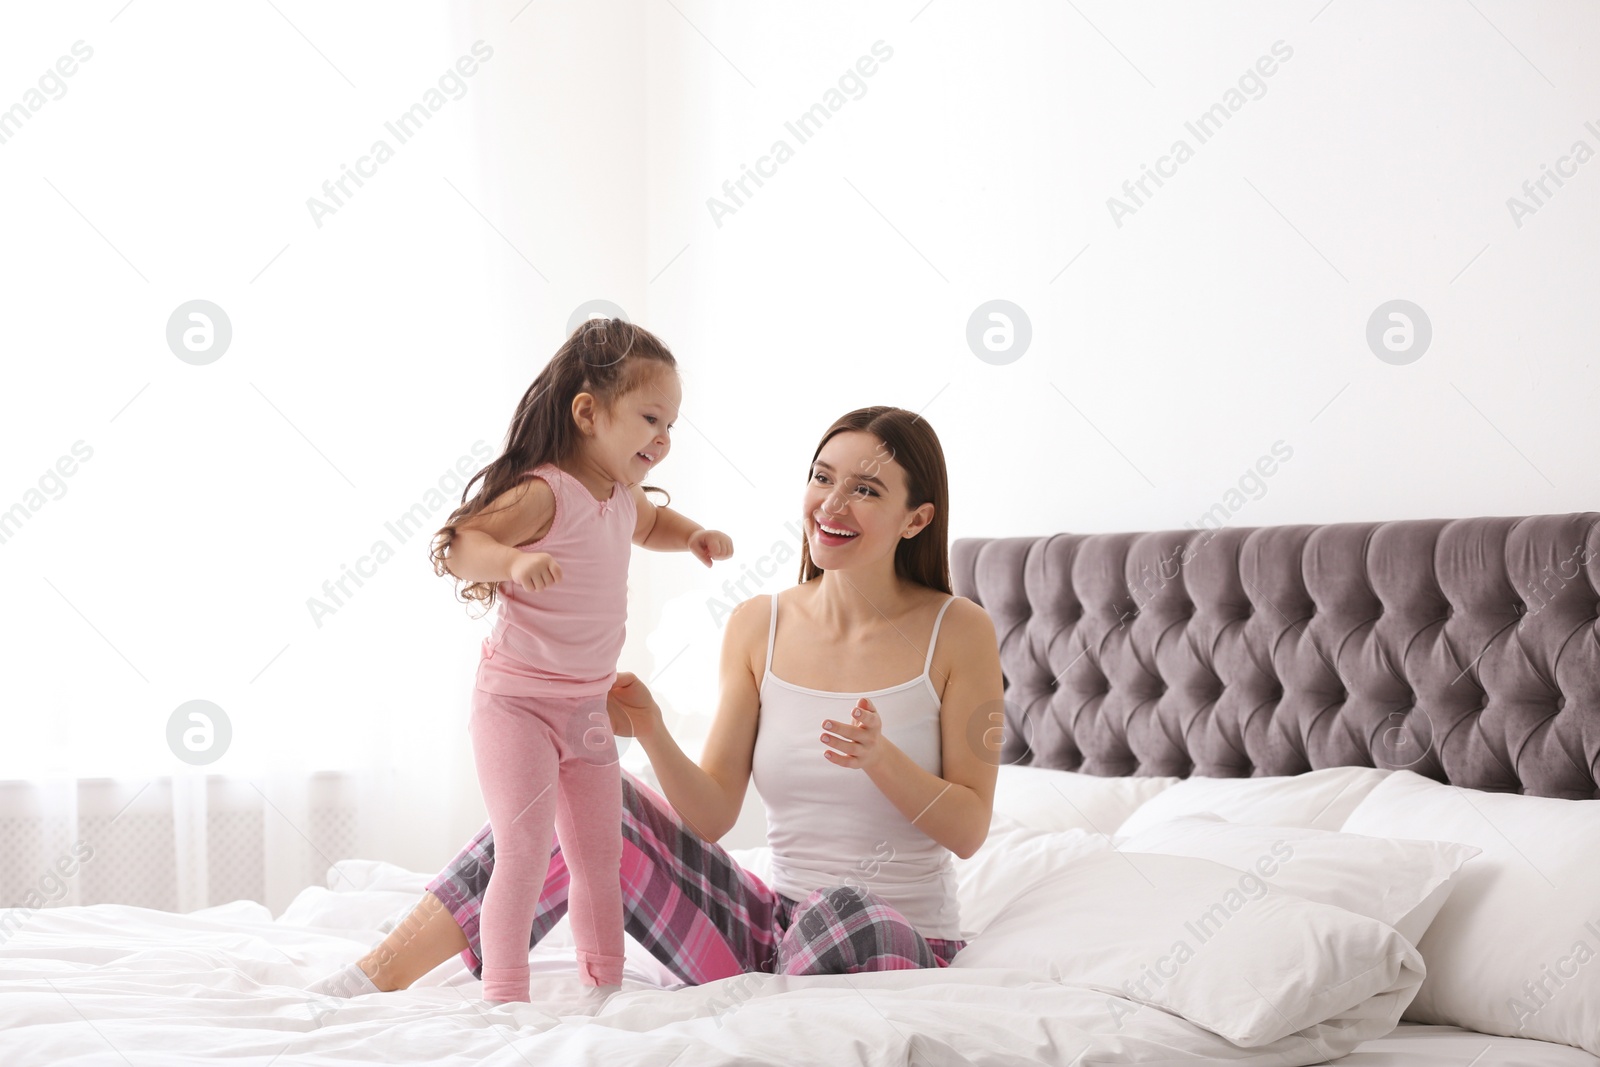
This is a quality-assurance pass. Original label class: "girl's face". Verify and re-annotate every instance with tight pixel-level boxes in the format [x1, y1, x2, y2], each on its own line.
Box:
[596, 370, 680, 485]
[803, 430, 930, 564]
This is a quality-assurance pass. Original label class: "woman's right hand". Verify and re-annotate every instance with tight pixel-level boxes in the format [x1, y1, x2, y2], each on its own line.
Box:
[607, 671, 662, 744]
[507, 551, 562, 593]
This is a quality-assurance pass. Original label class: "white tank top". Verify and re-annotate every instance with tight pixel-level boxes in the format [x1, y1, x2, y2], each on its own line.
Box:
[749, 589, 962, 940]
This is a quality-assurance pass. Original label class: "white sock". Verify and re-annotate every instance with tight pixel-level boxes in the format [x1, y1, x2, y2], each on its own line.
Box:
[305, 961, 380, 998]
[567, 982, 623, 1016]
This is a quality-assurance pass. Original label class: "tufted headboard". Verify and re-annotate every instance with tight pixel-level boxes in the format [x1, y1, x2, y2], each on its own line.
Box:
[951, 512, 1600, 799]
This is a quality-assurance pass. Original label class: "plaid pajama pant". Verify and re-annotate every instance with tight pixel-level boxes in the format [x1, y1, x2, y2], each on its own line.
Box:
[425, 768, 966, 984]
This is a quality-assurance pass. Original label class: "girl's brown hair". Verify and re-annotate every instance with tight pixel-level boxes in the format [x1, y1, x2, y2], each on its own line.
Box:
[431, 318, 677, 612]
[798, 406, 951, 595]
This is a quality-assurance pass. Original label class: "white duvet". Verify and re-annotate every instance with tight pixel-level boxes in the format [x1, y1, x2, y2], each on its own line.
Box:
[0, 839, 1416, 1067]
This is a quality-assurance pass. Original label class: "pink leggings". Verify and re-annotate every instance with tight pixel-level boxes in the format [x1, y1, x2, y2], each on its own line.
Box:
[468, 685, 624, 1002]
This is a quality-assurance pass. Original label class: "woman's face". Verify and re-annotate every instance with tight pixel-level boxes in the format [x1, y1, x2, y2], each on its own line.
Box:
[803, 430, 930, 563]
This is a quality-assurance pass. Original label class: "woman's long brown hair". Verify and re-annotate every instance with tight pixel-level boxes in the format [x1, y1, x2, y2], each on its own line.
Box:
[431, 318, 676, 612]
[797, 406, 952, 595]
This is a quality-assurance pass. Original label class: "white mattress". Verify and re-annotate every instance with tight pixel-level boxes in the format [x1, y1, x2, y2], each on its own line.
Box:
[1336, 1023, 1600, 1067]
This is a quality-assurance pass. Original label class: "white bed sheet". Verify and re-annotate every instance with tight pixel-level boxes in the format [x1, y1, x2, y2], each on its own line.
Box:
[1334, 1024, 1600, 1067]
[1, 856, 1588, 1067]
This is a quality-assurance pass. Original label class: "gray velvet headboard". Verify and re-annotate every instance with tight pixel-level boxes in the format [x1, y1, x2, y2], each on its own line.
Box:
[951, 512, 1600, 799]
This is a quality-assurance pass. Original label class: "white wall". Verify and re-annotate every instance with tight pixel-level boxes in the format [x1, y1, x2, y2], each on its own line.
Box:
[0, 0, 660, 881]
[4, 1, 1596, 872]
[630, 0, 1600, 846]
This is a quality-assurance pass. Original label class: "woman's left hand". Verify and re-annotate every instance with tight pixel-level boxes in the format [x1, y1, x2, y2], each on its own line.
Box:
[821, 698, 888, 771]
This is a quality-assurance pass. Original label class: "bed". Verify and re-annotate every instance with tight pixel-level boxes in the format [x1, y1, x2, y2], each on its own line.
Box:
[3, 511, 1597, 1066]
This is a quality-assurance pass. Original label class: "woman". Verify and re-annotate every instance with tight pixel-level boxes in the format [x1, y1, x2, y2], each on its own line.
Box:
[310, 405, 1005, 997]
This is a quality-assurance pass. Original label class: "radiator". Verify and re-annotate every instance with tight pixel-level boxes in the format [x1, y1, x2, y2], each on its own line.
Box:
[0, 775, 359, 915]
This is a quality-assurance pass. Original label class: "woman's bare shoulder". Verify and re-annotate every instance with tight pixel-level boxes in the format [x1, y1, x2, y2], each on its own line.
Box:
[939, 592, 987, 618]
[936, 595, 998, 655]
[931, 596, 1002, 713]
[726, 591, 777, 629]
[723, 592, 776, 675]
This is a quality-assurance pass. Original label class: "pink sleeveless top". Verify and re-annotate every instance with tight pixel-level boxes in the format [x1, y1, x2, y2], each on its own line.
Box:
[475, 462, 637, 697]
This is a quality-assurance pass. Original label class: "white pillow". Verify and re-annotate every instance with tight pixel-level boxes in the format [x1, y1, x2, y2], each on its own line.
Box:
[1114, 813, 1480, 945]
[952, 850, 1423, 1049]
[1340, 770, 1600, 1056]
[723, 844, 775, 886]
[990, 764, 1179, 835]
[1114, 766, 1393, 836]
[953, 822, 1110, 939]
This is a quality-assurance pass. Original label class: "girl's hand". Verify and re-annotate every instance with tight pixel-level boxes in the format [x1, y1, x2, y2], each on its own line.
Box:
[508, 551, 562, 593]
[607, 671, 662, 743]
[821, 697, 888, 771]
[687, 529, 733, 568]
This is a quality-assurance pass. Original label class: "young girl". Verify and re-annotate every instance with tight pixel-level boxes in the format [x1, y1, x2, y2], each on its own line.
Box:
[425, 318, 731, 1004]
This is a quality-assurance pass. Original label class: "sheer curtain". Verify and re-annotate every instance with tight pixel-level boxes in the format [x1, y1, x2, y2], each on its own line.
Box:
[1, 0, 662, 919]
